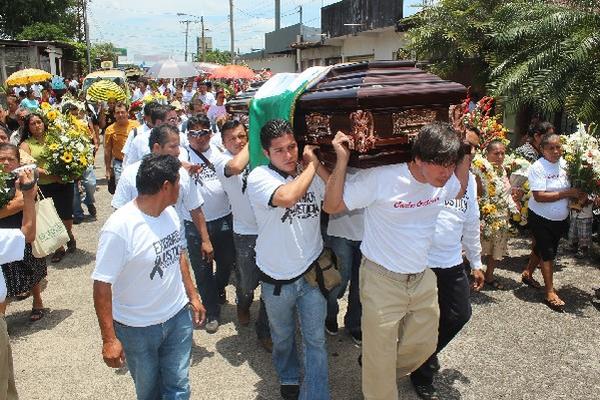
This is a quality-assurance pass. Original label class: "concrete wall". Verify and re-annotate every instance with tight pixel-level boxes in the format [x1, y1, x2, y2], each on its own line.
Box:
[340, 29, 406, 61]
[242, 54, 296, 74]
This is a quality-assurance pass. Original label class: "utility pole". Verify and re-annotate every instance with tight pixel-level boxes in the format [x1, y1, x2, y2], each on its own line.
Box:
[83, 0, 91, 73]
[201, 16, 206, 62]
[229, 0, 235, 64]
[297, 6, 303, 72]
[179, 19, 199, 61]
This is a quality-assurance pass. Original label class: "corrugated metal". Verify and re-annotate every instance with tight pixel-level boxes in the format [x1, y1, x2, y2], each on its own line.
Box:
[322, 0, 404, 38]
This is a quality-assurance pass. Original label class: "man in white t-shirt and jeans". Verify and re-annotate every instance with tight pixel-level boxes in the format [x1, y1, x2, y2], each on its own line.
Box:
[248, 119, 331, 400]
[1, 169, 37, 400]
[324, 122, 469, 400]
[212, 120, 271, 351]
[93, 154, 205, 400]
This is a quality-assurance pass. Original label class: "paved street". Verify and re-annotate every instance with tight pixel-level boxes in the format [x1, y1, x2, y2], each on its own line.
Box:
[6, 154, 600, 400]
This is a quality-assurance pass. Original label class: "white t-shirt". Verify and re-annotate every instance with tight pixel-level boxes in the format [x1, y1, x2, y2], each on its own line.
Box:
[182, 89, 195, 104]
[185, 145, 231, 222]
[327, 168, 364, 241]
[213, 151, 258, 235]
[122, 123, 151, 166]
[248, 165, 325, 280]
[528, 158, 570, 221]
[126, 128, 153, 166]
[199, 92, 216, 106]
[428, 173, 483, 269]
[92, 202, 188, 327]
[0, 229, 26, 302]
[343, 163, 461, 274]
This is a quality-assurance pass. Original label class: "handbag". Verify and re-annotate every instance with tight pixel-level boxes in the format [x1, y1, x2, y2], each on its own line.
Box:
[31, 191, 70, 258]
[305, 247, 342, 297]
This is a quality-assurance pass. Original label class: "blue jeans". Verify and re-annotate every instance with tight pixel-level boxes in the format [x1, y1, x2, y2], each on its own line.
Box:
[233, 233, 270, 339]
[112, 159, 123, 184]
[327, 236, 362, 333]
[261, 277, 330, 400]
[185, 214, 235, 320]
[114, 306, 193, 400]
[73, 166, 96, 219]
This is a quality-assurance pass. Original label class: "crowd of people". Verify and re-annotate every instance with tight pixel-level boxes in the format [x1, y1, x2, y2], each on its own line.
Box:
[0, 71, 599, 400]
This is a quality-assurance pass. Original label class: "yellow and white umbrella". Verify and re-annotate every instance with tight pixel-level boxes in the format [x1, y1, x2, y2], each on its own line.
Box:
[87, 80, 127, 102]
[5, 68, 52, 86]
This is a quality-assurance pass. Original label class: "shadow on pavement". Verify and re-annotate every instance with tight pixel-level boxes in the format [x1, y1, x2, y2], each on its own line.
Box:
[512, 284, 593, 317]
[470, 290, 499, 305]
[434, 368, 470, 400]
[49, 248, 96, 270]
[6, 308, 73, 339]
[191, 339, 214, 366]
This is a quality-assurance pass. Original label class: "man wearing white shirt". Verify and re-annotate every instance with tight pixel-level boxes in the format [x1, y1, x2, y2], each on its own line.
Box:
[183, 114, 234, 334]
[197, 82, 216, 106]
[181, 82, 195, 105]
[1, 169, 37, 400]
[409, 129, 485, 400]
[212, 120, 271, 350]
[126, 105, 178, 167]
[122, 101, 159, 167]
[247, 119, 331, 400]
[93, 154, 205, 400]
[324, 122, 469, 400]
[132, 81, 152, 102]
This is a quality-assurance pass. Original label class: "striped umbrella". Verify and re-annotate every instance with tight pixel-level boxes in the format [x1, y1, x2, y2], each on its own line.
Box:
[6, 68, 52, 86]
[87, 80, 127, 102]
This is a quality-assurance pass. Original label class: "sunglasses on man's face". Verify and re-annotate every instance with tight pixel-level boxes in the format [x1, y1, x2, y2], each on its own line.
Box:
[188, 129, 211, 137]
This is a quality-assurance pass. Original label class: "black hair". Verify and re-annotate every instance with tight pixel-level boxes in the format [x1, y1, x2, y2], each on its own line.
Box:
[148, 124, 179, 151]
[411, 122, 462, 166]
[540, 132, 561, 149]
[260, 119, 292, 150]
[136, 154, 181, 195]
[143, 101, 160, 117]
[187, 114, 210, 130]
[20, 113, 45, 144]
[528, 121, 554, 137]
[0, 142, 20, 163]
[18, 90, 26, 97]
[26, 89, 34, 97]
[485, 139, 505, 153]
[149, 104, 169, 125]
[220, 119, 243, 139]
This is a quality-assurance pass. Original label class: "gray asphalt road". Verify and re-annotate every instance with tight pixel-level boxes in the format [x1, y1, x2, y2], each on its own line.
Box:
[6, 152, 600, 399]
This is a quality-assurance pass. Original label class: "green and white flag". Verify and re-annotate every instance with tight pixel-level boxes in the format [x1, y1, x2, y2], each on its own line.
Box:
[248, 66, 330, 168]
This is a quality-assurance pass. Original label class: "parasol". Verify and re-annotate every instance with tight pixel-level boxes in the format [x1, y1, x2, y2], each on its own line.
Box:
[6, 68, 52, 86]
[146, 60, 198, 79]
[210, 65, 256, 80]
[193, 62, 221, 74]
[87, 80, 127, 102]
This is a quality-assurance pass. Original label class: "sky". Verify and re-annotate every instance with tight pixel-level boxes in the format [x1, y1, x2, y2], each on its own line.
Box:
[88, 0, 423, 62]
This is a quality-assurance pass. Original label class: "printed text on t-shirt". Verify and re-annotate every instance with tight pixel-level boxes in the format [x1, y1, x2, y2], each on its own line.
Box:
[150, 231, 180, 280]
[394, 197, 441, 209]
[281, 191, 320, 224]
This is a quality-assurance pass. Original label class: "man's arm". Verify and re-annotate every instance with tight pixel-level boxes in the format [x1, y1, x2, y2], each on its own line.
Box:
[224, 143, 249, 177]
[323, 132, 351, 214]
[271, 145, 320, 209]
[190, 207, 214, 263]
[179, 253, 206, 327]
[104, 133, 113, 179]
[93, 281, 125, 368]
[453, 156, 471, 199]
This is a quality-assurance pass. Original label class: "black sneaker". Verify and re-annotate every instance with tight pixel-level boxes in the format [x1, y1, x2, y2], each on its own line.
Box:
[325, 319, 338, 336]
[87, 204, 97, 218]
[73, 217, 83, 225]
[280, 384, 300, 400]
[349, 330, 362, 345]
[413, 383, 440, 400]
[218, 291, 227, 305]
[431, 355, 441, 372]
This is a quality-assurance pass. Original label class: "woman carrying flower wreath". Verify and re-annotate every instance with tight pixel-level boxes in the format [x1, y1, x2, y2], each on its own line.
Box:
[19, 113, 76, 263]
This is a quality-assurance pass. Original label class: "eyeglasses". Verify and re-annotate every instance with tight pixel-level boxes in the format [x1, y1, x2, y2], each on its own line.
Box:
[188, 129, 211, 137]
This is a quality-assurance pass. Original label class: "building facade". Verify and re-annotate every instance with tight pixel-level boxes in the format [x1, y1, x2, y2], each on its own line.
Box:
[0, 40, 78, 82]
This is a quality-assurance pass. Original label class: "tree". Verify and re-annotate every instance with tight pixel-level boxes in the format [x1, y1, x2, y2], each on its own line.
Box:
[196, 49, 231, 65]
[0, 0, 78, 39]
[70, 41, 119, 73]
[15, 22, 71, 41]
[488, 0, 600, 123]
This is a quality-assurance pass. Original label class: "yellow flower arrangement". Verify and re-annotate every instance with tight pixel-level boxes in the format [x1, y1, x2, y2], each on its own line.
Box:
[46, 110, 58, 122]
[60, 151, 74, 163]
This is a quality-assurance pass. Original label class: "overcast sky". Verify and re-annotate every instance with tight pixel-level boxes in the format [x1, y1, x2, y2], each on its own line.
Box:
[88, 0, 422, 61]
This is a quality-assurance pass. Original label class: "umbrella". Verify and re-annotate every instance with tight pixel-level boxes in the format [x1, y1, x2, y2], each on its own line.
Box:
[6, 68, 52, 86]
[210, 65, 256, 80]
[146, 60, 198, 79]
[87, 80, 127, 102]
[193, 62, 221, 74]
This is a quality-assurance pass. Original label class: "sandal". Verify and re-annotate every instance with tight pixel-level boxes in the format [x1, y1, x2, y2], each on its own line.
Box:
[15, 291, 31, 301]
[485, 279, 505, 290]
[544, 297, 565, 313]
[30, 308, 45, 322]
[51, 248, 66, 263]
[66, 239, 76, 254]
[521, 275, 542, 289]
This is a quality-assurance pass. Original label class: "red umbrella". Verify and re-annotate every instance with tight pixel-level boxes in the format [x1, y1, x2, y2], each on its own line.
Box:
[210, 65, 256, 80]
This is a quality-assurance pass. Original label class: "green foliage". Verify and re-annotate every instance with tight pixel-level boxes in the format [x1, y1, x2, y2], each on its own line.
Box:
[15, 22, 71, 41]
[488, 0, 600, 124]
[196, 49, 230, 65]
[69, 41, 120, 73]
[0, 0, 78, 39]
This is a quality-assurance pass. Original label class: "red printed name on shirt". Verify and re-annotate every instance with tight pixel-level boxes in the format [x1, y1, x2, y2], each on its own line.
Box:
[393, 197, 441, 209]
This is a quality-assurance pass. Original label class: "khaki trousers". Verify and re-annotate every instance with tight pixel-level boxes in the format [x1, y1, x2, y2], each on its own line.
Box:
[0, 316, 18, 400]
[360, 258, 439, 400]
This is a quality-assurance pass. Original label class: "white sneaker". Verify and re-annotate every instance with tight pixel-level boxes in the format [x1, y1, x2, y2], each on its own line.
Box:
[205, 319, 219, 334]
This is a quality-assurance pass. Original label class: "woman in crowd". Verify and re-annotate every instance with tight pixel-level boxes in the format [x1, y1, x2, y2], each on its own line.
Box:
[521, 133, 581, 311]
[0, 143, 47, 321]
[19, 114, 76, 263]
[207, 90, 228, 131]
[514, 121, 555, 164]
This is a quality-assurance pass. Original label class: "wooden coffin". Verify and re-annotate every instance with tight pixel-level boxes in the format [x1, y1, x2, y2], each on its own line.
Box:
[293, 61, 467, 168]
